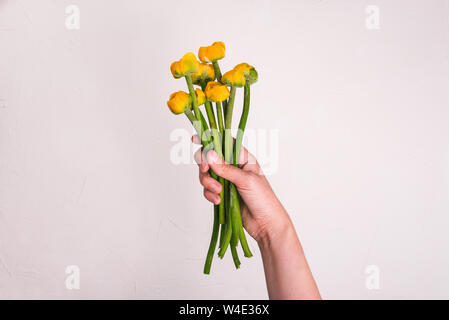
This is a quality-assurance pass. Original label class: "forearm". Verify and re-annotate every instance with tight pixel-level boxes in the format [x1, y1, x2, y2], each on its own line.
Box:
[257, 211, 321, 300]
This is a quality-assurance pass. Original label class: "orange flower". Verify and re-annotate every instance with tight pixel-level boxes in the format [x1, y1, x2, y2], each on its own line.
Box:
[167, 91, 191, 114]
[170, 52, 200, 79]
[221, 69, 245, 87]
[191, 63, 215, 85]
[198, 42, 225, 63]
[204, 81, 230, 102]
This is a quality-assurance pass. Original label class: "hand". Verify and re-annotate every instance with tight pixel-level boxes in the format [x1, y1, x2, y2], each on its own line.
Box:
[193, 136, 321, 299]
[193, 136, 291, 243]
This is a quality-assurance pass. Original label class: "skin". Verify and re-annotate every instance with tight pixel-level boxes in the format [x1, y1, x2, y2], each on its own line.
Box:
[192, 136, 322, 300]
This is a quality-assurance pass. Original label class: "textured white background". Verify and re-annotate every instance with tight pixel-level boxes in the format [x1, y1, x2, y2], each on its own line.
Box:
[1, 0, 449, 299]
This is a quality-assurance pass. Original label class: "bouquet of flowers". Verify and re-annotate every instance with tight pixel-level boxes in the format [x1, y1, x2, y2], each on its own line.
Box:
[167, 42, 258, 274]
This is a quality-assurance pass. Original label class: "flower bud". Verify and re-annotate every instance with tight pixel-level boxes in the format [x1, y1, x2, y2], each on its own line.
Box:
[198, 41, 225, 63]
[170, 52, 200, 79]
[204, 81, 230, 102]
[233, 63, 258, 85]
[195, 88, 206, 106]
[221, 69, 246, 87]
[167, 91, 191, 114]
[191, 63, 215, 85]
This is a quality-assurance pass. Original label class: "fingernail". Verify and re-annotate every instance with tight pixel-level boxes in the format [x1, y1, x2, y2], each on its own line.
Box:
[214, 196, 221, 205]
[207, 150, 218, 163]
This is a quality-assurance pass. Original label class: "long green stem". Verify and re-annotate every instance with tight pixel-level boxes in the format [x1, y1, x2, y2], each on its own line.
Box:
[186, 107, 221, 272]
[200, 111, 211, 143]
[187, 108, 213, 160]
[230, 184, 252, 257]
[212, 61, 222, 83]
[224, 87, 236, 163]
[234, 83, 250, 166]
[218, 211, 232, 258]
[219, 87, 237, 254]
[230, 244, 241, 269]
[203, 204, 220, 274]
[230, 184, 242, 248]
[185, 74, 201, 122]
[220, 99, 227, 247]
[215, 102, 224, 136]
[184, 108, 201, 137]
[204, 99, 225, 224]
[219, 221, 226, 249]
[233, 82, 253, 258]
[204, 102, 222, 158]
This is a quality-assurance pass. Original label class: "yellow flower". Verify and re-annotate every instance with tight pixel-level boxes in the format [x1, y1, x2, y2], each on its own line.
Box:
[233, 62, 258, 85]
[170, 52, 200, 79]
[167, 91, 191, 114]
[204, 81, 230, 102]
[198, 41, 225, 63]
[195, 88, 206, 105]
[221, 69, 246, 87]
[233, 63, 253, 76]
[191, 63, 215, 85]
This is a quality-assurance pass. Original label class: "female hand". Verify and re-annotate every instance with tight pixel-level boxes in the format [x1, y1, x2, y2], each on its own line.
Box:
[193, 136, 291, 243]
[193, 136, 321, 299]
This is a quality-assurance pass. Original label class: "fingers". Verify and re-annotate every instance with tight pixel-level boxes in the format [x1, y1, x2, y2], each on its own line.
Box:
[206, 150, 249, 187]
[194, 146, 209, 173]
[193, 134, 259, 173]
[199, 171, 222, 194]
[199, 170, 222, 205]
[204, 189, 221, 205]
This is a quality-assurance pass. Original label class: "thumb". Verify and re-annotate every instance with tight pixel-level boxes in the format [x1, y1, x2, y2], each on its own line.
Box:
[206, 150, 247, 186]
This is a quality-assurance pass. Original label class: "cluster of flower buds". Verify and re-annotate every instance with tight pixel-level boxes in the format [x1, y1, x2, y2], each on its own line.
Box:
[166, 42, 258, 274]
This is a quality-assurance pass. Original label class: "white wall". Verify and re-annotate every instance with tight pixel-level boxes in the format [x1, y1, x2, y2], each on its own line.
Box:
[0, 0, 448, 299]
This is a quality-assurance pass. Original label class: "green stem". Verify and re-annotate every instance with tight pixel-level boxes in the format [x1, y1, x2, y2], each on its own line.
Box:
[230, 184, 252, 257]
[239, 226, 252, 258]
[224, 87, 236, 163]
[200, 111, 212, 143]
[215, 102, 224, 137]
[184, 108, 201, 136]
[185, 74, 201, 122]
[212, 61, 222, 83]
[231, 245, 241, 269]
[234, 82, 250, 166]
[230, 183, 241, 248]
[200, 80, 207, 91]
[185, 108, 214, 174]
[218, 87, 237, 255]
[218, 213, 232, 258]
[203, 204, 220, 274]
[219, 221, 226, 249]
[186, 107, 221, 272]
[203, 102, 221, 157]
[204, 99, 225, 224]
[233, 82, 253, 258]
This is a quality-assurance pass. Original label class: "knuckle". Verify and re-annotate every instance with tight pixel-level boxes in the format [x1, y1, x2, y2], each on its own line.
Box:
[219, 163, 229, 176]
[241, 172, 256, 189]
[199, 173, 207, 186]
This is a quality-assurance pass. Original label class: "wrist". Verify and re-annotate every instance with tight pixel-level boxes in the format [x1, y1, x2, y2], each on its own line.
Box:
[255, 210, 296, 249]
